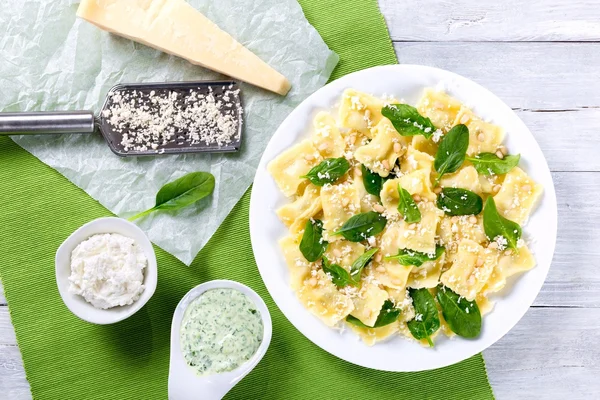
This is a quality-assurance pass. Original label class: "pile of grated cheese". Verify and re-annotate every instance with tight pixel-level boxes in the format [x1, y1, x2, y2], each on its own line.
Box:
[102, 85, 242, 153]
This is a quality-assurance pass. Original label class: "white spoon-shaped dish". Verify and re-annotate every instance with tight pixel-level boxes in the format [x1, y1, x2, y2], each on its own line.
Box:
[168, 280, 272, 400]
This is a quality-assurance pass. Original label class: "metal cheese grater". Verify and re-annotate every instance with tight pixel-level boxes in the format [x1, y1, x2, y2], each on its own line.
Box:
[0, 81, 243, 156]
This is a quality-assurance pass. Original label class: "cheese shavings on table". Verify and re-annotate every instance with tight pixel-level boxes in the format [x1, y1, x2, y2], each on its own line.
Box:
[0, 0, 338, 265]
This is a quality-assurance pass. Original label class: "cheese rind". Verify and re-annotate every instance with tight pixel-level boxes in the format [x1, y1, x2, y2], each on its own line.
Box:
[77, 0, 291, 95]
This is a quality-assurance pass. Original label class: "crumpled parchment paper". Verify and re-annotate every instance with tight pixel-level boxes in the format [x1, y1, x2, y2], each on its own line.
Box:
[1, 0, 338, 265]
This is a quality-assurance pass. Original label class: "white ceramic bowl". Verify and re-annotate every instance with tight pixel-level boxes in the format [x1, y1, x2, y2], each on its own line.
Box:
[249, 64, 558, 372]
[168, 280, 272, 400]
[55, 217, 158, 324]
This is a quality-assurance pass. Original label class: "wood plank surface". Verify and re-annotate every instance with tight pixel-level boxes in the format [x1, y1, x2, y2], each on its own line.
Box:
[392, 42, 600, 110]
[0, 345, 29, 400]
[516, 109, 600, 172]
[485, 308, 600, 399]
[380, 0, 600, 42]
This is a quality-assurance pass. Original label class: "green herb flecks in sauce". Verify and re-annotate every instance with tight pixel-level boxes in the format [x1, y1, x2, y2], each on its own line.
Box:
[180, 288, 263, 376]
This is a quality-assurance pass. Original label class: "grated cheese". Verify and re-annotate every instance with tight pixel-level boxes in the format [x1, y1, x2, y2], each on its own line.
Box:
[103, 85, 242, 153]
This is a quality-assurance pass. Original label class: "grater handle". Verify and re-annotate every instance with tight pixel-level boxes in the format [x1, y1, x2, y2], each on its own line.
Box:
[0, 111, 95, 135]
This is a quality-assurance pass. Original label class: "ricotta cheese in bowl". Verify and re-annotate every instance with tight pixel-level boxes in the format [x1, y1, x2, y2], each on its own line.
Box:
[55, 217, 157, 325]
[68, 233, 147, 309]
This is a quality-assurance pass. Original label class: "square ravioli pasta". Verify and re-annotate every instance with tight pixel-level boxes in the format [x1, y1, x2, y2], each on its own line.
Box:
[269, 88, 542, 347]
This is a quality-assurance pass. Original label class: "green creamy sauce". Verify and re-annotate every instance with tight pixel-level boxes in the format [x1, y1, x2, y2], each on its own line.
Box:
[180, 288, 264, 376]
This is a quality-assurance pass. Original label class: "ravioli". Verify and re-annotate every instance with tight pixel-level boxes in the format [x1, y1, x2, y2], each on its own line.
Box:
[270, 87, 542, 347]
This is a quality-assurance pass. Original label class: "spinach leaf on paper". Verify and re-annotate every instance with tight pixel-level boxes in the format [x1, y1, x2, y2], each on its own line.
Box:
[129, 171, 215, 221]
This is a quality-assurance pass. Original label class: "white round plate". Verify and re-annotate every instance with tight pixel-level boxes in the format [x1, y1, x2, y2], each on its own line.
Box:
[249, 65, 557, 372]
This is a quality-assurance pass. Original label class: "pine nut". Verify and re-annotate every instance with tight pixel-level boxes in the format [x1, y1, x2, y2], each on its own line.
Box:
[412, 194, 421, 202]
[476, 257, 484, 267]
[433, 187, 442, 194]
[374, 252, 383, 262]
[451, 216, 459, 223]
[504, 249, 513, 256]
[495, 150, 504, 159]
[341, 197, 350, 207]
[309, 277, 318, 286]
[488, 242, 499, 250]
[332, 248, 342, 258]
[304, 154, 314, 161]
[499, 146, 508, 156]
[354, 167, 362, 177]
[381, 160, 390, 170]
[373, 204, 385, 213]
[376, 266, 386, 273]
[492, 184, 502, 194]
[393, 142, 402, 153]
[477, 133, 485, 142]
[318, 142, 329, 151]
[468, 216, 477, 224]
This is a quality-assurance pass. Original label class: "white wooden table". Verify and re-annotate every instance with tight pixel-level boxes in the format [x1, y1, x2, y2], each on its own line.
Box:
[1, 1, 599, 398]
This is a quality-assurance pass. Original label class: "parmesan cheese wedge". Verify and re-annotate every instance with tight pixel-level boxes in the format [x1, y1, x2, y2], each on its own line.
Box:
[77, 0, 291, 95]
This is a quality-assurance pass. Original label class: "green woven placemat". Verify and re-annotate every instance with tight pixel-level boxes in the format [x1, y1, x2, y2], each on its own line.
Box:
[0, 0, 494, 398]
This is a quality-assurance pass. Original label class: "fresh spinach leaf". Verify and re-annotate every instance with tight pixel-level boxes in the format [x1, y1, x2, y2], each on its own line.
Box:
[398, 185, 421, 223]
[406, 288, 440, 347]
[434, 124, 469, 185]
[349, 248, 379, 284]
[362, 165, 384, 197]
[322, 255, 352, 287]
[436, 187, 483, 216]
[385, 246, 445, 266]
[333, 212, 387, 242]
[436, 284, 482, 338]
[483, 197, 522, 250]
[346, 300, 400, 328]
[467, 153, 520, 175]
[301, 157, 350, 186]
[129, 171, 215, 221]
[381, 104, 436, 138]
[299, 219, 328, 262]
